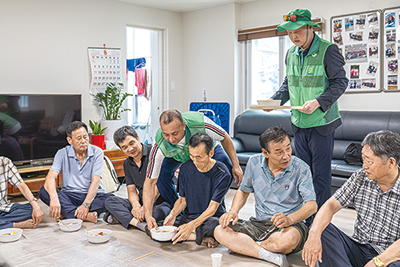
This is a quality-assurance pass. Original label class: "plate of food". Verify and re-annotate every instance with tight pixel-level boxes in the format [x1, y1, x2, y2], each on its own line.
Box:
[86, 229, 112, 243]
[58, 219, 83, 232]
[150, 226, 177, 241]
[0, 228, 23, 242]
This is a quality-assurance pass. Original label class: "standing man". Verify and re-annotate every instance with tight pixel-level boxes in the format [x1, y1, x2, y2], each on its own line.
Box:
[104, 126, 171, 230]
[303, 130, 400, 267]
[0, 156, 44, 229]
[214, 126, 317, 267]
[144, 110, 242, 229]
[271, 9, 348, 209]
[163, 133, 231, 248]
[39, 121, 113, 223]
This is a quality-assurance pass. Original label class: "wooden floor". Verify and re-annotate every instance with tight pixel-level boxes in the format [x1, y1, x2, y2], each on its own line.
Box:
[0, 186, 357, 267]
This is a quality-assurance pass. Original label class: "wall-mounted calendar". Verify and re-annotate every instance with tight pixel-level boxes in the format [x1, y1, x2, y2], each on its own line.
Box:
[88, 47, 122, 95]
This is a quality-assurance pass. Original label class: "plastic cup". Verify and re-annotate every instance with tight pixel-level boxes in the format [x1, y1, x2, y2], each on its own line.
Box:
[211, 253, 222, 267]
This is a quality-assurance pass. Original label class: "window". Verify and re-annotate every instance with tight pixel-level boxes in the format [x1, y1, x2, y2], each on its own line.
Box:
[244, 35, 292, 108]
[239, 19, 324, 109]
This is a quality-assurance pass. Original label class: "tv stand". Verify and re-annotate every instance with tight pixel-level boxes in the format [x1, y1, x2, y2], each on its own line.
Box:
[8, 149, 126, 195]
[8, 165, 62, 195]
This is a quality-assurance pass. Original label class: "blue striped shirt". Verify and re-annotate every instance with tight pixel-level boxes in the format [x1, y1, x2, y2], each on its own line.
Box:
[239, 154, 315, 220]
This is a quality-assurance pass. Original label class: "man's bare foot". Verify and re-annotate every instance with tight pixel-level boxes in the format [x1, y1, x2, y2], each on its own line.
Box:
[13, 219, 35, 229]
[85, 212, 98, 223]
[203, 237, 219, 248]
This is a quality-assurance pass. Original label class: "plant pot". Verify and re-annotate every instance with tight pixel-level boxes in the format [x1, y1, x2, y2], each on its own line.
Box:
[91, 134, 106, 150]
[101, 120, 124, 150]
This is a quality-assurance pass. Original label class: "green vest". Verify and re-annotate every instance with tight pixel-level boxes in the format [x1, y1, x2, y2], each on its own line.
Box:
[155, 112, 206, 162]
[287, 35, 341, 128]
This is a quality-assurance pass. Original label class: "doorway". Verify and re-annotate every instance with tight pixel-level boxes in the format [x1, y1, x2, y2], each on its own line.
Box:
[126, 26, 165, 144]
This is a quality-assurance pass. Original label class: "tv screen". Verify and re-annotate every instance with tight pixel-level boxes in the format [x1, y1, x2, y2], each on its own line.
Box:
[0, 94, 82, 165]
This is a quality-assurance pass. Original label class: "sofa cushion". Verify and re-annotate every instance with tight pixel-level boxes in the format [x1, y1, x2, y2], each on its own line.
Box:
[237, 152, 258, 166]
[331, 159, 362, 177]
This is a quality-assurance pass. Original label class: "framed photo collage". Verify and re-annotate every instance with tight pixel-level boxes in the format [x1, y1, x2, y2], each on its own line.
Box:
[331, 6, 400, 92]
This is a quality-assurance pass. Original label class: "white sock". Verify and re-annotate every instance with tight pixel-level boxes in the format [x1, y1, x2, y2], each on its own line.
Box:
[259, 248, 289, 267]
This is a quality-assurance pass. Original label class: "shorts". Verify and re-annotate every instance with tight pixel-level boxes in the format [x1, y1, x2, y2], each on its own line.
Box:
[228, 217, 309, 254]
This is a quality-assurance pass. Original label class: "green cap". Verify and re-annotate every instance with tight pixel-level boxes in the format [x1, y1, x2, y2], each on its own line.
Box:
[277, 9, 321, 31]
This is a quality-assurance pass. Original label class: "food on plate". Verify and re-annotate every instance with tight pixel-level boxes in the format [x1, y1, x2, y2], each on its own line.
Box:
[2, 231, 16, 235]
[154, 229, 174, 233]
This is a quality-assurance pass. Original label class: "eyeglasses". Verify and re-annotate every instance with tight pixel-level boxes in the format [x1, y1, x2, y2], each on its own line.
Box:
[283, 14, 310, 22]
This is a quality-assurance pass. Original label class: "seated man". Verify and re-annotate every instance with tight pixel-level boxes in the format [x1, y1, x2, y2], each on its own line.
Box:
[144, 109, 242, 230]
[0, 156, 44, 229]
[104, 126, 171, 230]
[162, 132, 231, 248]
[39, 121, 113, 223]
[214, 126, 317, 267]
[303, 130, 400, 267]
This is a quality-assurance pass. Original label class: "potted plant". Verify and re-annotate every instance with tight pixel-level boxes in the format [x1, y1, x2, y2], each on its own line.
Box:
[95, 82, 133, 148]
[89, 120, 108, 150]
[95, 82, 133, 120]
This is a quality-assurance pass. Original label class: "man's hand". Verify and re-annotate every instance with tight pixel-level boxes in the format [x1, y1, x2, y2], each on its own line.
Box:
[145, 214, 158, 230]
[302, 232, 323, 267]
[364, 260, 377, 267]
[232, 165, 243, 186]
[74, 205, 89, 220]
[49, 198, 61, 220]
[171, 222, 195, 245]
[299, 99, 320, 114]
[163, 213, 176, 226]
[131, 205, 144, 222]
[31, 203, 44, 225]
[219, 211, 238, 228]
[271, 212, 292, 228]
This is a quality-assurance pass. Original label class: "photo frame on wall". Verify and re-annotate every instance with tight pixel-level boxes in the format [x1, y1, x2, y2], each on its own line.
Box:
[382, 7, 400, 91]
[331, 10, 382, 93]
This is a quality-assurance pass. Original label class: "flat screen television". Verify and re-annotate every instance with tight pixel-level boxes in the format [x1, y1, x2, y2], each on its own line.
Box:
[0, 94, 82, 166]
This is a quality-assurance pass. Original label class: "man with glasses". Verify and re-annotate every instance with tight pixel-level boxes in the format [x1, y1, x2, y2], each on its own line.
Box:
[303, 130, 400, 267]
[270, 9, 348, 213]
[214, 126, 317, 267]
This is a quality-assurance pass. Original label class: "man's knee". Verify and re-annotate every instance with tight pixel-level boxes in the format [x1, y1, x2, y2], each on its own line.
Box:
[263, 227, 301, 254]
[104, 195, 118, 210]
[214, 225, 233, 242]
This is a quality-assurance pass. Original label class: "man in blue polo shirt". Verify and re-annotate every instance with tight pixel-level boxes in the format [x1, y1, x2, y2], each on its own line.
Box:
[39, 121, 113, 223]
[214, 126, 317, 267]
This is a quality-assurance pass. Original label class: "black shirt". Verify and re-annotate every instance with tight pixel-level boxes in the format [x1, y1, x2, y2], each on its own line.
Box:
[123, 143, 164, 205]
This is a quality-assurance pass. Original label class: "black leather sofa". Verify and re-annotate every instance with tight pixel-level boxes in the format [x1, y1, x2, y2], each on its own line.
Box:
[232, 109, 400, 193]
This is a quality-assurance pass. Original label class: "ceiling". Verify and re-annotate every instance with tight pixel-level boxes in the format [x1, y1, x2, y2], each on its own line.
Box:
[115, 0, 256, 13]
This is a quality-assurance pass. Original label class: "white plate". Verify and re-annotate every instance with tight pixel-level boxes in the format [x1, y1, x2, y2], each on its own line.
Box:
[86, 229, 112, 243]
[257, 99, 280, 106]
[0, 228, 23, 242]
[151, 226, 177, 241]
[59, 219, 82, 232]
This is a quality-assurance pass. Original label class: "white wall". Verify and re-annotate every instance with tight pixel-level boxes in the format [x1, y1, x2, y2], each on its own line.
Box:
[0, 0, 183, 124]
[182, 3, 239, 132]
[240, 0, 400, 111]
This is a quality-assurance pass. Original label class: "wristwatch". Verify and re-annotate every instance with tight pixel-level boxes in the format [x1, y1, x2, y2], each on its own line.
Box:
[29, 197, 37, 204]
[83, 202, 91, 208]
[373, 257, 384, 267]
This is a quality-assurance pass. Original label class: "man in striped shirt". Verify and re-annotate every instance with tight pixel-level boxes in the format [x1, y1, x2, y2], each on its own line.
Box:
[143, 109, 243, 230]
[303, 130, 400, 267]
[0, 156, 44, 229]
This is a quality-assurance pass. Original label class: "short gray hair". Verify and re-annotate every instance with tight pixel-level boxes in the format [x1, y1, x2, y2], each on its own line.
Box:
[362, 130, 400, 164]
